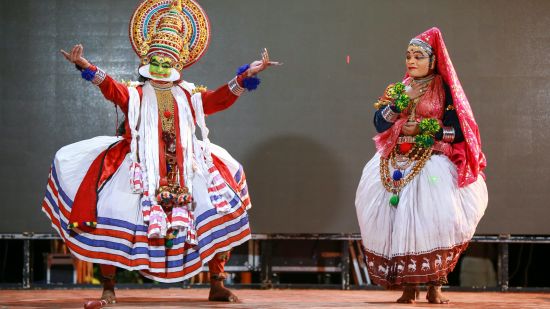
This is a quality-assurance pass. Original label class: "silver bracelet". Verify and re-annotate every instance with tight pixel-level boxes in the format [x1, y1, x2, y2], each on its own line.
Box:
[381, 105, 399, 123]
[92, 67, 106, 85]
[442, 126, 455, 143]
[228, 76, 245, 96]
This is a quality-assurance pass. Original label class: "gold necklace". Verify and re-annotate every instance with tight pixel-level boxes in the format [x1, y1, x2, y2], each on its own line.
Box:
[407, 98, 420, 122]
[151, 80, 173, 90]
[391, 144, 417, 170]
[412, 74, 435, 85]
[155, 88, 175, 134]
[380, 145, 433, 206]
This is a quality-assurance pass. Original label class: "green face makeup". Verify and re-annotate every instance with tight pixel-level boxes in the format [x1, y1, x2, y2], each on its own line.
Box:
[149, 55, 173, 78]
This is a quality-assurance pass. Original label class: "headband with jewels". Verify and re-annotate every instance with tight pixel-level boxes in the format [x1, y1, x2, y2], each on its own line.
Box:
[129, 0, 211, 80]
[409, 38, 433, 56]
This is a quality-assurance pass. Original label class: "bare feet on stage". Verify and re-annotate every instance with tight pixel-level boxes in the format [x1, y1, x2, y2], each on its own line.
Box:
[100, 277, 116, 304]
[83, 266, 116, 309]
[396, 285, 420, 304]
[426, 285, 450, 304]
[83, 276, 116, 309]
[82, 276, 116, 308]
[209, 273, 239, 302]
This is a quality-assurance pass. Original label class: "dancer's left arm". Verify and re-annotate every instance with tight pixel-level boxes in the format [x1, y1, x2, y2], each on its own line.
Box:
[434, 85, 464, 143]
[202, 56, 280, 115]
[201, 74, 247, 115]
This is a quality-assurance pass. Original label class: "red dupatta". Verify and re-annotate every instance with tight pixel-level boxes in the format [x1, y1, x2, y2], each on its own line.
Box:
[375, 27, 486, 187]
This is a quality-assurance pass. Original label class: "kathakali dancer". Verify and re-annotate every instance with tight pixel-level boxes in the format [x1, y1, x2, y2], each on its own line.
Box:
[41, 0, 278, 306]
[355, 27, 488, 303]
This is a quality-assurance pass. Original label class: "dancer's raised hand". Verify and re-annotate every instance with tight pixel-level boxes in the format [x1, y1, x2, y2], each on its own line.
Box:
[246, 48, 281, 76]
[60, 44, 91, 69]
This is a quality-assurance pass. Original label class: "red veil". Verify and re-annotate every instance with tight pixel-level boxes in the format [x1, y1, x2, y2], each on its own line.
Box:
[377, 27, 486, 187]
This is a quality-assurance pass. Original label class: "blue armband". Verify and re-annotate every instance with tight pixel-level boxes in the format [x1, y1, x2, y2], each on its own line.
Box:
[236, 64, 261, 91]
[81, 67, 97, 81]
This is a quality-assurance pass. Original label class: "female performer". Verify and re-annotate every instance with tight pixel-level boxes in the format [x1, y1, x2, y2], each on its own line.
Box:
[42, 0, 278, 306]
[355, 27, 487, 304]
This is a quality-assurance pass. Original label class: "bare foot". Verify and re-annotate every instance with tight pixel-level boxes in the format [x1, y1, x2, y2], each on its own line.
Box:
[101, 288, 116, 304]
[101, 277, 116, 304]
[209, 274, 238, 302]
[426, 285, 449, 304]
[83, 283, 115, 309]
[396, 286, 419, 303]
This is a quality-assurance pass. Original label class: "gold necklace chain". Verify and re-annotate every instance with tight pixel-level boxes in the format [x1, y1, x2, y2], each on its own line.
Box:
[391, 145, 417, 170]
[411, 74, 435, 85]
[380, 146, 433, 194]
[407, 98, 420, 122]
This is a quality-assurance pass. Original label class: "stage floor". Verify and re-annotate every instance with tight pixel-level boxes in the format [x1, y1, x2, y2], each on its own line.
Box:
[0, 289, 549, 308]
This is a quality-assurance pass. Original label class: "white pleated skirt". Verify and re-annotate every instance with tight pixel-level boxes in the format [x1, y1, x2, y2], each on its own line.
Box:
[43, 136, 251, 283]
[355, 153, 487, 286]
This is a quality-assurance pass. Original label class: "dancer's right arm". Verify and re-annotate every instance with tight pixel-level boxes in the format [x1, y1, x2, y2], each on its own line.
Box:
[374, 105, 399, 133]
[61, 44, 132, 113]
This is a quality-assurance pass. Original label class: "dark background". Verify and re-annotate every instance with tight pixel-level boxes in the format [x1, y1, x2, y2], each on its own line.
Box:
[1, 0, 549, 234]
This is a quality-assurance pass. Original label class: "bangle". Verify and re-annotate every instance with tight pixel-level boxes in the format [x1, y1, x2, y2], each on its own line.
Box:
[228, 76, 245, 96]
[92, 67, 106, 85]
[81, 65, 106, 85]
[442, 126, 455, 143]
[381, 105, 399, 123]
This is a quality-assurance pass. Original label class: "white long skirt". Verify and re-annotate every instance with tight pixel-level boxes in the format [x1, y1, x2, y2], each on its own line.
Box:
[42, 136, 251, 283]
[355, 153, 487, 287]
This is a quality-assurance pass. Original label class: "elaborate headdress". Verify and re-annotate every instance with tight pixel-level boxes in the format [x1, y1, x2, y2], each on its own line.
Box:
[129, 0, 211, 81]
[406, 27, 486, 186]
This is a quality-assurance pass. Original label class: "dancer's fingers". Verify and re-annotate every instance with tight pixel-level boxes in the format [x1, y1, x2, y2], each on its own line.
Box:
[60, 50, 71, 61]
[71, 45, 80, 61]
[75, 44, 83, 59]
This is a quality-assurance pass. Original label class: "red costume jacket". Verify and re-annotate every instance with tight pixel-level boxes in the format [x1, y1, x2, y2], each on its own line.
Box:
[70, 72, 245, 227]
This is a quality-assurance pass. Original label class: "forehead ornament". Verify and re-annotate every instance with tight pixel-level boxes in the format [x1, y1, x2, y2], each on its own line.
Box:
[409, 38, 433, 56]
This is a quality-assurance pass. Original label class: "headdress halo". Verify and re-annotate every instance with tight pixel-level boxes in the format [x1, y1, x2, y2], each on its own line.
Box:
[129, 0, 211, 75]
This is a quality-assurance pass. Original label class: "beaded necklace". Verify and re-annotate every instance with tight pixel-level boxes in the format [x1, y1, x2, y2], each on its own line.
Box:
[378, 75, 440, 207]
[379, 88, 433, 206]
[380, 145, 433, 206]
